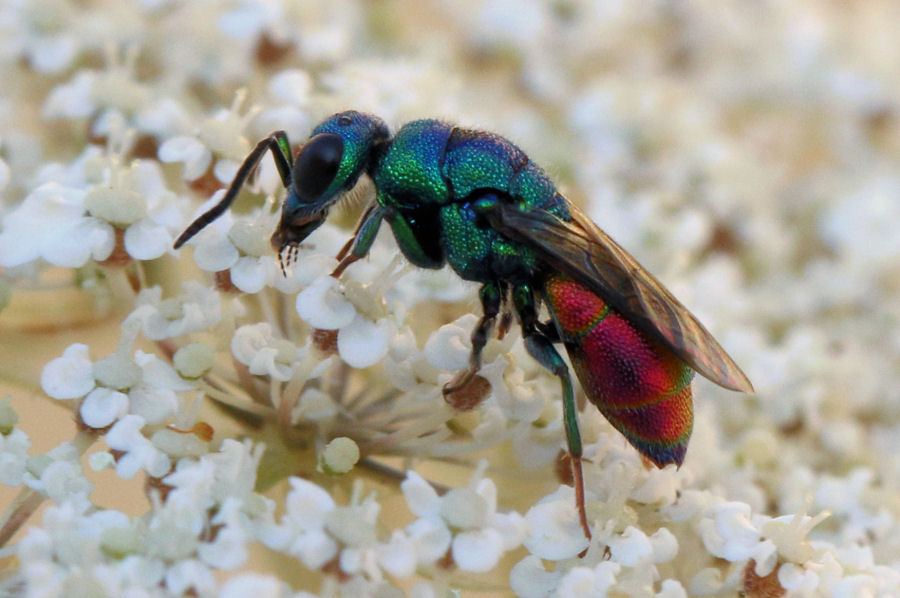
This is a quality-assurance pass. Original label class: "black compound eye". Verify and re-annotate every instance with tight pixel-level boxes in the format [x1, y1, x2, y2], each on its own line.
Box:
[292, 133, 344, 202]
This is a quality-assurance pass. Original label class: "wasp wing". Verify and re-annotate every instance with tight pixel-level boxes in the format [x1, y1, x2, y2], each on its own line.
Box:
[489, 199, 753, 392]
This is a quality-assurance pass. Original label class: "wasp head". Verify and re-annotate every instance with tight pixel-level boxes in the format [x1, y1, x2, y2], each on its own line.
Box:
[272, 111, 389, 270]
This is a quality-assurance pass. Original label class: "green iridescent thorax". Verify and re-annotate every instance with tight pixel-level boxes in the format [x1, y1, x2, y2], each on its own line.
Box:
[374, 119, 453, 205]
[437, 128, 566, 284]
[443, 129, 527, 198]
[370, 120, 569, 283]
[439, 202, 540, 284]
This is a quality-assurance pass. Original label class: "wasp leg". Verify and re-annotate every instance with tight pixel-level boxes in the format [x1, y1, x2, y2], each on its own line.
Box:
[335, 200, 381, 265]
[443, 282, 502, 398]
[496, 307, 514, 340]
[537, 319, 560, 342]
[331, 204, 388, 278]
[514, 284, 591, 541]
[175, 131, 294, 249]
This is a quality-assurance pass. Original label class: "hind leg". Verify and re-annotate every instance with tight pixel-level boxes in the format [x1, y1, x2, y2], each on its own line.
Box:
[513, 284, 591, 540]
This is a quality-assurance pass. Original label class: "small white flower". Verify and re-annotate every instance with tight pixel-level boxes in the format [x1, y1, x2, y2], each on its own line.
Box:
[0, 428, 31, 486]
[631, 466, 681, 506]
[43, 48, 151, 121]
[405, 516, 452, 564]
[2, 5, 80, 75]
[423, 314, 478, 371]
[761, 509, 829, 566]
[649, 527, 679, 564]
[118, 160, 184, 260]
[778, 562, 821, 592]
[142, 496, 205, 562]
[555, 562, 621, 598]
[231, 323, 299, 381]
[128, 351, 188, 424]
[126, 282, 222, 340]
[522, 486, 590, 560]
[41, 344, 96, 400]
[197, 525, 248, 569]
[268, 69, 313, 105]
[205, 440, 267, 511]
[220, 574, 289, 598]
[699, 501, 772, 564]
[296, 276, 356, 330]
[165, 560, 216, 597]
[401, 466, 527, 572]
[337, 314, 393, 368]
[510, 555, 562, 598]
[184, 210, 237, 270]
[481, 356, 546, 424]
[376, 530, 417, 578]
[105, 415, 171, 479]
[25, 444, 93, 510]
[258, 477, 338, 569]
[80, 388, 129, 429]
[656, 579, 688, 598]
[452, 528, 505, 573]
[608, 526, 654, 567]
[0, 183, 114, 268]
[158, 90, 257, 182]
[159, 135, 213, 180]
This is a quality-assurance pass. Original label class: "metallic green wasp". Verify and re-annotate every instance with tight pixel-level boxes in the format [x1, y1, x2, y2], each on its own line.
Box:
[175, 111, 753, 540]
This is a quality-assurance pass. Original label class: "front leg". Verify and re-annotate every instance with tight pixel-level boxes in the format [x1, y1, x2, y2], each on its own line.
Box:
[331, 203, 387, 278]
[443, 282, 502, 399]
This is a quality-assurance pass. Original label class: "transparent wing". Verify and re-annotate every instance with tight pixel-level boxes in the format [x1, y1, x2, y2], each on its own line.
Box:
[490, 199, 753, 392]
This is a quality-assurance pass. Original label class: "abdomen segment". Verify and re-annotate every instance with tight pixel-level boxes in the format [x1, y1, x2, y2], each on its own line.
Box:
[542, 274, 694, 467]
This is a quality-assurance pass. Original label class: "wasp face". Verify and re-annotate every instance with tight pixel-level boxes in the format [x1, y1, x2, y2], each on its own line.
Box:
[272, 111, 390, 271]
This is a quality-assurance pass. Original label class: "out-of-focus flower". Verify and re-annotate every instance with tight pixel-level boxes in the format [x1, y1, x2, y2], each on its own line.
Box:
[401, 465, 528, 572]
[158, 89, 258, 183]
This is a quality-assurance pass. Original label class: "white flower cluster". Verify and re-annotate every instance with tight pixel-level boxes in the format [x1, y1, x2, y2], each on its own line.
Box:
[0, 0, 898, 597]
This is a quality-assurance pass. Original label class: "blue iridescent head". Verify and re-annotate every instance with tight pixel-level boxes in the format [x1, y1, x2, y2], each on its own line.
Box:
[271, 110, 390, 258]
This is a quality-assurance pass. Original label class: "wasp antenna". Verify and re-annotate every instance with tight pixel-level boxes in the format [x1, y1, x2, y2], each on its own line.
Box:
[174, 131, 294, 249]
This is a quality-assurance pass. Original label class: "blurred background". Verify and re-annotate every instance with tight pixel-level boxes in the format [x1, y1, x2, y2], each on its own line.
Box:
[1, 0, 899, 594]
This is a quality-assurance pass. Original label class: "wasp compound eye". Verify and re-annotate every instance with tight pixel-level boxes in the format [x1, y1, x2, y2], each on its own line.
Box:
[292, 133, 344, 202]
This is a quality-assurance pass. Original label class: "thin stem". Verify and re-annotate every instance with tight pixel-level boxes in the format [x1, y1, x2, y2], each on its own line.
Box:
[357, 457, 452, 496]
[257, 291, 283, 339]
[0, 430, 98, 548]
[0, 488, 44, 549]
[361, 406, 454, 454]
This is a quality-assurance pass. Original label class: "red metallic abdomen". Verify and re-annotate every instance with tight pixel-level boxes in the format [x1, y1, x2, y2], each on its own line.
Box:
[543, 274, 694, 466]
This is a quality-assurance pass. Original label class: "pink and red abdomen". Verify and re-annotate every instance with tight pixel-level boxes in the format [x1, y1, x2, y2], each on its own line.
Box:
[543, 274, 694, 467]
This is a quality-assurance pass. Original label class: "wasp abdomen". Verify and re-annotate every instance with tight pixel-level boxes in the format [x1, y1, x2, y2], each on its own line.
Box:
[543, 274, 694, 467]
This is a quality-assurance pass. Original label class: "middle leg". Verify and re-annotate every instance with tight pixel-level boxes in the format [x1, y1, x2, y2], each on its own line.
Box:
[443, 282, 502, 398]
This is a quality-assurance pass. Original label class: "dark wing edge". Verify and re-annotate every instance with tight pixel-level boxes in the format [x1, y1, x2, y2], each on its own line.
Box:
[491, 200, 754, 393]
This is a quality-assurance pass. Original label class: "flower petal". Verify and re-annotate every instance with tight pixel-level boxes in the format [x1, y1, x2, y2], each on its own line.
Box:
[337, 315, 391, 368]
[296, 276, 356, 330]
[452, 528, 504, 573]
[41, 344, 95, 400]
[80, 388, 129, 429]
